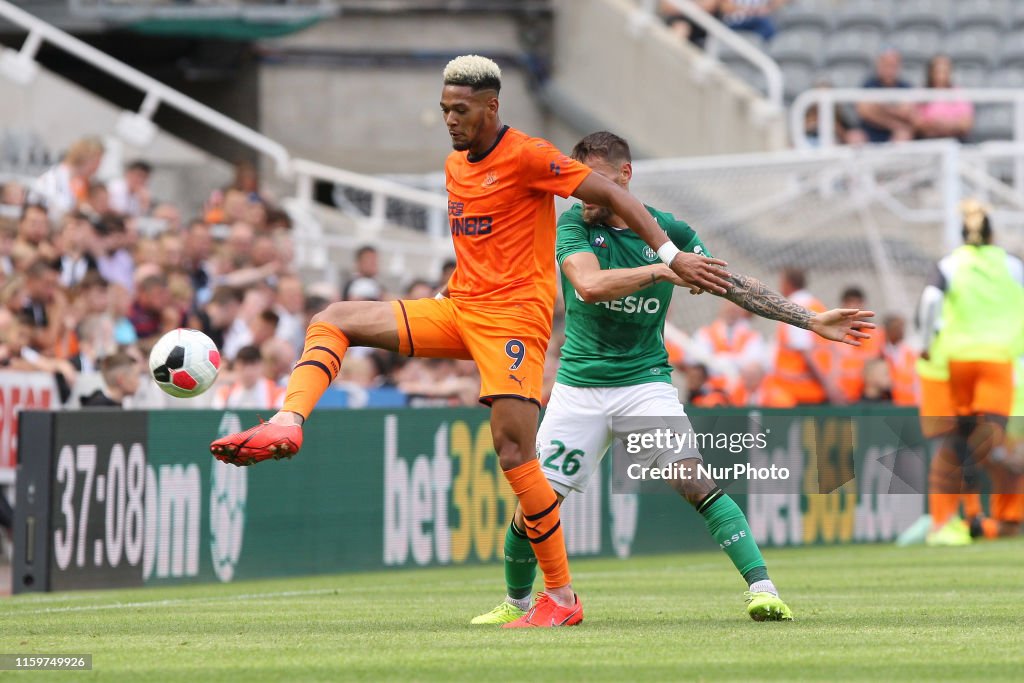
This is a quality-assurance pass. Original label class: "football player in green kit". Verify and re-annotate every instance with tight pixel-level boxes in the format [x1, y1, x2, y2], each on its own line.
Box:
[472, 132, 876, 625]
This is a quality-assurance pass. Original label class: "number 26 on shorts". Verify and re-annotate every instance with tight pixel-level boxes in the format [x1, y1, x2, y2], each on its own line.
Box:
[505, 339, 525, 370]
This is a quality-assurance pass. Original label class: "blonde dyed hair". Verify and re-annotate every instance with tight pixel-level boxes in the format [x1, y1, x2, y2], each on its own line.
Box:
[443, 55, 502, 92]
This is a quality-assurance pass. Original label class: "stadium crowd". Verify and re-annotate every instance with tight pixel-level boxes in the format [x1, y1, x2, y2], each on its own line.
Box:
[0, 136, 919, 412]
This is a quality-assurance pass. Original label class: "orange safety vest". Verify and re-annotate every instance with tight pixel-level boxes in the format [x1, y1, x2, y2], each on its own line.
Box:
[886, 342, 919, 406]
[729, 376, 798, 408]
[772, 292, 827, 404]
[833, 328, 886, 403]
[701, 319, 759, 355]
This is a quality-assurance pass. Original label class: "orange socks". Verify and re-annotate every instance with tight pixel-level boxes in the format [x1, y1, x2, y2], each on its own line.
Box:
[283, 322, 350, 420]
[504, 459, 571, 589]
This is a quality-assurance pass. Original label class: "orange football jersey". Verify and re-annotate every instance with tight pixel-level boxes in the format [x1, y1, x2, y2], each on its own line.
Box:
[445, 126, 592, 311]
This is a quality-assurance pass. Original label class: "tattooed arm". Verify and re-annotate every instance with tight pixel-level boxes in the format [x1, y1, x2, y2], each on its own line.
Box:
[715, 270, 875, 346]
[720, 271, 814, 330]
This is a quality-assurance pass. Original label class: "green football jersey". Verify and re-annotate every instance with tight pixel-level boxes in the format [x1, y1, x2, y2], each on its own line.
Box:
[554, 203, 710, 387]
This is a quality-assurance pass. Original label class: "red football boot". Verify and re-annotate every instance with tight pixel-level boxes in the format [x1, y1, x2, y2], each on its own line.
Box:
[502, 592, 583, 628]
[210, 420, 303, 466]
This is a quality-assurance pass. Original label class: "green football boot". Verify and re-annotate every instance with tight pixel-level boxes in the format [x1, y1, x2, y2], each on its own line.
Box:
[745, 591, 794, 622]
[470, 601, 528, 625]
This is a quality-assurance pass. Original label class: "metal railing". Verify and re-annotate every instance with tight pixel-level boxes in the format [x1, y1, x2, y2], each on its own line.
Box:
[0, 0, 453, 276]
[634, 0, 783, 112]
[791, 87, 1024, 193]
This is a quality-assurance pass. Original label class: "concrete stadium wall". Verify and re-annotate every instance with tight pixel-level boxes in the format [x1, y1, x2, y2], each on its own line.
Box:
[548, 0, 787, 157]
[258, 14, 565, 174]
[0, 63, 233, 206]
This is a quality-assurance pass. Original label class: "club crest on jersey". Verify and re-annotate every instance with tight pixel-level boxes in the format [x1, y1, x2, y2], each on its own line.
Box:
[593, 235, 607, 249]
[643, 246, 657, 262]
[483, 171, 499, 188]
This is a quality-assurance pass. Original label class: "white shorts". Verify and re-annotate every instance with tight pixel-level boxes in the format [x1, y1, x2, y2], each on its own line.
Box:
[537, 382, 702, 497]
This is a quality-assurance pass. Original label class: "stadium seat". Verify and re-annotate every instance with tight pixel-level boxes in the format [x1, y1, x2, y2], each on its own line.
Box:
[997, 30, 1024, 66]
[892, 0, 951, 32]
[835, 0, 892, 32]
[768, 28, 826, 68]
[781, 61, 817, 101]
[951, 62, 988, 89]
[972, 105, 1014, 141]
[823, 29, 884, 67]
[951, 0, 1010, 31]
[944, 27, 1002, 67]
[988, 65, 1024, 89]
[775, 0, 833, 33]
[886, 26, 944, 64]
[1013, 0, 1024, 29]
[827, 62, 871, 89]
[900, 60, 929, 87]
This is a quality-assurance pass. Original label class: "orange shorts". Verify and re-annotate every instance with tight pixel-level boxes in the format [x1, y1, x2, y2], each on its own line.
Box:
[392, 297, 550, 407]
[918, 376, 957, 439]
[948, 360, 1014, 417]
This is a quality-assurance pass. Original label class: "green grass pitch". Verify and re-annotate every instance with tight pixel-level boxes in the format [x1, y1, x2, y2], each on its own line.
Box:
[4, 540, 1024, 682]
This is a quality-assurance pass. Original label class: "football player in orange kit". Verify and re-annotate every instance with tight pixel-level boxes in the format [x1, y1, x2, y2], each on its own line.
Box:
[211, 55, 733, 628]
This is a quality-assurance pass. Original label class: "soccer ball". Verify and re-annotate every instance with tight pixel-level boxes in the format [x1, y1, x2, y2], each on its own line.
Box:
[149, 328, 221, 398]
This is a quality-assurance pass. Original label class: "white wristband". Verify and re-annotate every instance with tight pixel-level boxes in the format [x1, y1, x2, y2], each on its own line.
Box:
[657, 242, 681, 265]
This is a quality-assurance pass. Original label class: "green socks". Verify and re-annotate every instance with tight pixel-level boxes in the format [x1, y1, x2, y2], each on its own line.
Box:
[504, 520, 537, 600]
[698, 489, 769, 586]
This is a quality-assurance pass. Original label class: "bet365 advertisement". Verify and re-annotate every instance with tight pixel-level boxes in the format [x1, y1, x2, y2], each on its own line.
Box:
[13, 407, 929, 593]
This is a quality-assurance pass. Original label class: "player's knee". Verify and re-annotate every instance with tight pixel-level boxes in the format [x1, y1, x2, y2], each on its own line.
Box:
[310, 301, 350, 328]
[494, 432, 532, 470]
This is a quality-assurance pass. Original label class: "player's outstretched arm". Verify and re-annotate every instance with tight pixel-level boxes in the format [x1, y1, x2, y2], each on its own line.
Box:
[720, 271, 876, 346]
[572, 174, 732, 294]
[561, 252, 684, 303]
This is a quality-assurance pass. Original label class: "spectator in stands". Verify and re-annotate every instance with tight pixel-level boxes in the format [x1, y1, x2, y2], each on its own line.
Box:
[343, 245, 383, 301]
[15, 203, 58, 264]
[107, 160, 153, 218]
[0, 217, 15, 277]
[21, 259, 64, 356]
[249, 309, 280, 348]
[225, 221, 256, 269]
[197, 285, 245, 359]
[439, 258, 456, 291]
[857, 48, 915, 143]
[85, 182, 112, 217]
[57, 212, 100, 288]
[660, 0, 721, 48]
[129, 274, 178, 345]
[80, 352, 140, 408]
[183, 219, 214, 306]
[771, 267, 839, 404]
[803, 79, 868, 146]
[832, 286, 884, 403]
[683, 362, 730, 407]
[405, 279, 435, 300]
[861, 357, 893, 403]
[0, 310, 77, 390]
[691, 300, 766, 380]
[273, 274, 306, 353]
[262, 336, 298, 386]
[33, 136, 105, 217]
[152, 203, 183, 234]
[70, 313, 115, 376]
[884, 313, 918, 406]
[96, 216, 135, 293]
[0, 181, 26, 219]
[212, 345, 285, 410]
[720, 0, 788, 42]
[914, 55, 974, 142]
[729, 359, 796, 408]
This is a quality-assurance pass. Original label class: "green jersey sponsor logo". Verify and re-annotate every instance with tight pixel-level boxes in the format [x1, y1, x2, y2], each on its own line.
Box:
[554, 204, 709, 388]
